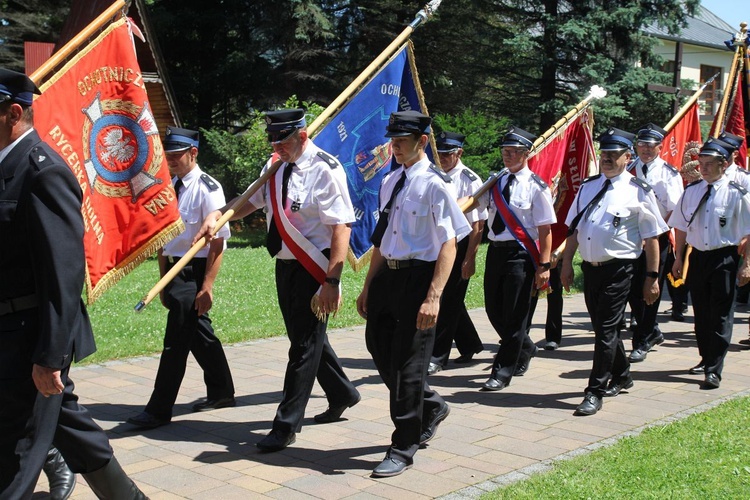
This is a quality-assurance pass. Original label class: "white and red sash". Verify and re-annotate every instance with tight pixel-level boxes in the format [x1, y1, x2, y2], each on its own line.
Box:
[269, 161, 328, 285]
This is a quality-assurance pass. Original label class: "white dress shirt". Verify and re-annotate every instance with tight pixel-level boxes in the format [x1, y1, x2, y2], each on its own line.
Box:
[377, 157, 471, 261]
[630, 156, 684, 219]
[249, 140, 355, 259]
[480, 166, 556, 242]
[163, 165, 230, 258]
[444, 160, 488, 224]
[566, 171, 668, 263]
[671, 175, 750, 250]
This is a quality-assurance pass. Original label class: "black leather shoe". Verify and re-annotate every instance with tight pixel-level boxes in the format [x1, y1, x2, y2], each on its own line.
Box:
[192, 397, 236, 412]
[573, 393, 602, 416]
[127, 411, 169, 429]
[739, 338, 750, 346]
[703, 373, 720, 389]
[43, 447, 76, 500]
[671, 310, 685, 322]
[514, 346, 538, 376]
[314, 393, 361, 423]
[651, 333, 665, 347]
[603, 378, 634, 397]
[629, 348, 648, 362]
[420, 403, 450, 444]
[371, 455, 412, 478]
[574, 393, 602, 416]
[544, 341, 559, 351]
[688, 363, 705, 375]
[256, 430, 296, 452]
[427, 362, 443, 375]
[481, 377, 508, 391]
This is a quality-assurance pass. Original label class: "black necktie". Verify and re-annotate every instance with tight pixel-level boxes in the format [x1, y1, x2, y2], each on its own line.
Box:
[491, 174, 515, 235]
[642, 163, 649, 178]
[266, 162, 295, 257]
[371, 172, 406, 247]
[688, 184, 712, 227]
[567, 178, 611, 235]
[174, 179, 184, 200]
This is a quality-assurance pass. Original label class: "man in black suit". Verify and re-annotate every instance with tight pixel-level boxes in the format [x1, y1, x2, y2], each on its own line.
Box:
[0, 69, 146, 498]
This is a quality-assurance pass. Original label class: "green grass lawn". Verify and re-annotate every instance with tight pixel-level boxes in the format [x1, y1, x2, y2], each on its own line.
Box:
[85, 238, 584, 364]
[483, 396, 750, 499]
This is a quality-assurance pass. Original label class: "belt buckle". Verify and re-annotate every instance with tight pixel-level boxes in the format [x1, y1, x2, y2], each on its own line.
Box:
[387, 260, 399, 270]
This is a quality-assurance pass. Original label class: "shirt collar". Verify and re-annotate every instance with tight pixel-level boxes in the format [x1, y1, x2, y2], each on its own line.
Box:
[174, 164, 201, 185]
[404, 156, 431, 180]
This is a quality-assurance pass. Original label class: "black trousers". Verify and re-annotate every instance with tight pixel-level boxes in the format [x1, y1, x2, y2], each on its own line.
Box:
[526, 265, 564, 344]
[1, 330, 112, 500]
[431, 238, 483, 367]
[688, 246, 739, 379]
[582, 260, 634, 397]
[273, 259, 358, 434]
[483, 244, 537, 383]
[629, 233, 670, 349]
[365, 263, 444, 463]
[666, 249, 689, 310]
[146, 258, 234, 420]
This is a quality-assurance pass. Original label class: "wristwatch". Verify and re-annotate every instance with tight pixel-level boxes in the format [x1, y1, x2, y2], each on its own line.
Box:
[324, 277, 340, 286]
[539, 262, 551, 270]
[645, 271, 659, 279]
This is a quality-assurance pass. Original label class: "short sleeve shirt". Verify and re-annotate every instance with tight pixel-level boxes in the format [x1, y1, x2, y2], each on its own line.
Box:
[248, 140, 355, 259]
[479, 166, 556, 242]
[444, 160, 488, 224]
[565, 171, 669, 262]
[670, 175, 750, 250]
[163, 165, 230, 258]
[377, 157, 471, 261]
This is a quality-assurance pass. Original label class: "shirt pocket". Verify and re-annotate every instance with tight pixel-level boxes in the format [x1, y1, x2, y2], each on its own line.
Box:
[715, 207, 732, 229]
[180, 201, 203, 225]
[605, 206, 631, 233]
[402, 198, 431, 236]
[0, 200, 18, 224]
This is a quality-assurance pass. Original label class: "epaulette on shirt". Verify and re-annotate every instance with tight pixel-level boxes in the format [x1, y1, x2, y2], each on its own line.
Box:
[581, 174, 602, 184]
[530, 172, 548, 189]
[664, 162, 679, 174]
[429, 163, 452, 183]
[29, 144, 56, 171]
[200, 174, 219, 191]
[461, 169, 477, 182]
[630, 177, 652, 192]
[317, 151, 339, 168]
[729, 180, 748, 195]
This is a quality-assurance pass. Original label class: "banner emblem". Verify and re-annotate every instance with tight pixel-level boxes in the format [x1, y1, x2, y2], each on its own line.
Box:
[82, 92, 162, 201]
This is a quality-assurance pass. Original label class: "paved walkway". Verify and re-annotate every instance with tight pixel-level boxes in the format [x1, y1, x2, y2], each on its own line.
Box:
[35, 293, 750, 499]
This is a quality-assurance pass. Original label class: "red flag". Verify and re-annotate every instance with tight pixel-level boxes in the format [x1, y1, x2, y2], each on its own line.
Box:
[710, 44, 749, 169]
[529, 111, 596, 250]
[33, 17, 183, 303]
[660, 102, 703, 185]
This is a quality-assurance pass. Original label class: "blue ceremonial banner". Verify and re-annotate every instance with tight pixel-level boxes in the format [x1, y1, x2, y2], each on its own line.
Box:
[313, 43, 426, 269]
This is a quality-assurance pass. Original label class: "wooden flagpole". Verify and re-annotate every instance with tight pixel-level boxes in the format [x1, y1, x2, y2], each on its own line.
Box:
[30, 0, 127, 85]
[709, 23, 747, 138]
[135, 1, 444, 311]
[459, 86, 607, 212]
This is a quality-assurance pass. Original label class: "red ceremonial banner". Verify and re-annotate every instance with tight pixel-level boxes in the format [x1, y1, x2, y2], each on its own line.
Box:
[660, 102, 702, 185]
[33, 17, 183, 303]
[528, 111, 595, 250]
[723, 70, 748, 169]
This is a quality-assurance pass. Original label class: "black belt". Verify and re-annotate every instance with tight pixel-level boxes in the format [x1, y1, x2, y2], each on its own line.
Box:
[165, 256, 206, 265]
[691, 245, 737, 256]
[583, 258, 633, 267]
[385, 259, 432, 270]
[0, 293, 38, 317]
[491, 240, 520, 248]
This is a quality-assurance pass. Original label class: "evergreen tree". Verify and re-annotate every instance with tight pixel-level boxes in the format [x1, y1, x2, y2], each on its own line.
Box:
[0, 0, 69, 71]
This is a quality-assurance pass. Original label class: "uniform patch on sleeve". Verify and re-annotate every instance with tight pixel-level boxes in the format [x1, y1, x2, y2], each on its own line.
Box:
[200, 173, 219, 191]
[630, 177, 652, 192]
[317, 151, 339, 168]
[461, 169, 477, 182]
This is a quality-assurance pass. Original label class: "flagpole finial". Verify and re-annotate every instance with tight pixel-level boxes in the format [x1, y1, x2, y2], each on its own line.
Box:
[410, 0, 443, 29]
